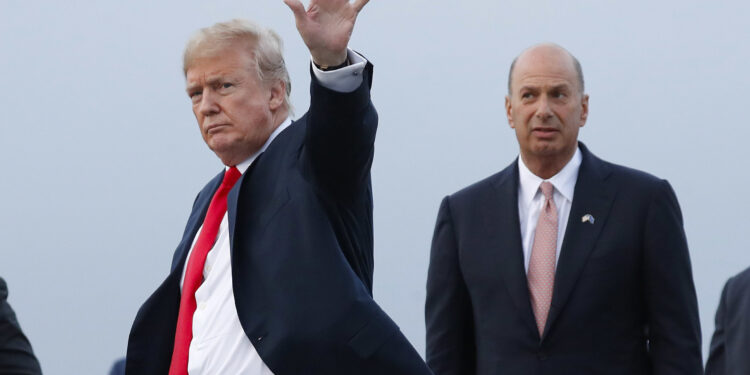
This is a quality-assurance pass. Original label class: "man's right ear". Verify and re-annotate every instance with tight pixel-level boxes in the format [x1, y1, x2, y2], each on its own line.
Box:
[505, 96, 514, 128]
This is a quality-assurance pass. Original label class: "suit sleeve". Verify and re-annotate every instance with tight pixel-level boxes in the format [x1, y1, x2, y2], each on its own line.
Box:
[304, 61, 377, 201]
[705, 278, 730, 375]
[0, 278, 42, 375]
[425, 196, 476, 375]
[302, 60, 431, 374]
[643, 180, 703, 374]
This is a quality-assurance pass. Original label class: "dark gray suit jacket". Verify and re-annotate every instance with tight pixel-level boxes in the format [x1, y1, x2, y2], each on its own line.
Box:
[0, 277, 41, 375]
[426, 143, 703, 374]
[705, 266, 750, 375]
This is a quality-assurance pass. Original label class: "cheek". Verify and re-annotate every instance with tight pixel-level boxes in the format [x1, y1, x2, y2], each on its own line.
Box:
[237, 106, 271, 135]
[230, 96, 263, 117]
[193, 109, 202, 123]
[514, 111, 533, 129]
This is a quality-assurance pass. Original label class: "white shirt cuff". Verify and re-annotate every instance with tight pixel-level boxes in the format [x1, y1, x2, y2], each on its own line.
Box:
[311, 49, 367, 93]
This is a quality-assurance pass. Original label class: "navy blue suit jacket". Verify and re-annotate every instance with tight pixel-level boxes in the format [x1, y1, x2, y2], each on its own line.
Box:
[705, 266, 750, 375]
[0, 277, 41, 375]
[426, 144, 702, 374]
[126, 63, 431, 374]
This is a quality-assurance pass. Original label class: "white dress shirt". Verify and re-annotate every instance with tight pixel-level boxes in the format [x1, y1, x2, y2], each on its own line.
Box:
[179, 49, 367, 375]
[517, 146, 582, 273]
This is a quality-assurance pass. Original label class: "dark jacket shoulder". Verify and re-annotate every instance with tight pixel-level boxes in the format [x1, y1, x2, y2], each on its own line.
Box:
[0, 277, 42, 374]
[726, 266, 750, 297]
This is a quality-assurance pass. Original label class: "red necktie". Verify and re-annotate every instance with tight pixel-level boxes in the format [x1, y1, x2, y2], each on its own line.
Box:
[527, 181, 558, 337]
[169, 167, 242, 375]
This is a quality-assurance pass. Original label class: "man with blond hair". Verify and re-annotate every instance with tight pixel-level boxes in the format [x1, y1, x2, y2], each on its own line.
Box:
[126, 1, 431, 374]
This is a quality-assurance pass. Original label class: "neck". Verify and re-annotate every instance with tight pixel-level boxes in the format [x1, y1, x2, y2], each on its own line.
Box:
[272, 107, 289, 129]
[521, 146, 577, 180]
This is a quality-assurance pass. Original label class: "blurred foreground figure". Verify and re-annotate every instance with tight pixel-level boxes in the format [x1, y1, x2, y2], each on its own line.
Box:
[705, 266, 750, 375]
[0, 277, 41, 374]
[125, 1, 431, 374]
[108, 358, 125, 375]
[425, 43, 703, 374]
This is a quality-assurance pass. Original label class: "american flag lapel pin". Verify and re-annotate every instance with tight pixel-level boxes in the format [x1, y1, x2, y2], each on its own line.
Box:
[581, 214, 595, 224]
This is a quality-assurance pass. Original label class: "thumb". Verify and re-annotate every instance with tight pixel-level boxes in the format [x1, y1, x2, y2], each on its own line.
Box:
[352, 0, 370, 13]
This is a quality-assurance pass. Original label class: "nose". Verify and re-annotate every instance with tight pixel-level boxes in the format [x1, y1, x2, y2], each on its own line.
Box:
[198, 90, 220, 117]
[534, 96, 553, 121]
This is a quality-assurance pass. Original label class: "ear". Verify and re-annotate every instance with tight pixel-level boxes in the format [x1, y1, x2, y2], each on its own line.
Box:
[268, 80, 286, 111]
[578, 93, 589, 128]
[505, 95, 515, 128]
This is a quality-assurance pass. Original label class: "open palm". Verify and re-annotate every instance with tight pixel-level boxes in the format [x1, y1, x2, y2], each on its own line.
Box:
[284, 0, 370, 66]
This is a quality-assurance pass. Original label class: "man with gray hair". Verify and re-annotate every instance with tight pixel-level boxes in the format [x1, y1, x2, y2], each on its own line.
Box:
[126, 1, 431, 374]
[425, 43, 702, 374]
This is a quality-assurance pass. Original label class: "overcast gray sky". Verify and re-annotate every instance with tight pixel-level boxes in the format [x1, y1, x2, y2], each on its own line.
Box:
[2, 1, 749, 373]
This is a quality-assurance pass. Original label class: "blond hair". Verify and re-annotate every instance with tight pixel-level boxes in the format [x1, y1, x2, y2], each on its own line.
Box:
[183, 19, 292, 113]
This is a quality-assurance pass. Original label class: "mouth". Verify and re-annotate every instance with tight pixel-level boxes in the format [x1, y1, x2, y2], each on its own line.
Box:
[532, 127, 559, 138]
[205, 123, 229, 134]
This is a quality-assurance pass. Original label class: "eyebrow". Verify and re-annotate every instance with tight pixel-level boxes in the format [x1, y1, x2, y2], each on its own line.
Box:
[519, 83, 571, 92]
[548, 84, 571, 91]
[185, 84, 200, 94]
[185, 75, 225, 93]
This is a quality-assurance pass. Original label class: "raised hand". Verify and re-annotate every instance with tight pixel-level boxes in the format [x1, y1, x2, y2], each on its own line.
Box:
[283, 0, 370, 67]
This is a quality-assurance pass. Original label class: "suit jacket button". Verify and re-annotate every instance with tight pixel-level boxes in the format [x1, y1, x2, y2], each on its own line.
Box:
[537, 351, 548, 361]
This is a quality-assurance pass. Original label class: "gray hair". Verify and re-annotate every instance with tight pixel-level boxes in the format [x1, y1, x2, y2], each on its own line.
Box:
[183, 19, 293, 114]
[507, 44, 585, 95]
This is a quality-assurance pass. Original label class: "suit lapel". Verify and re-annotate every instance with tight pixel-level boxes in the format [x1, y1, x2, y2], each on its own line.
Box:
[544, 144, 616, 338]
[170, 171, 224, 274]
[227, 162, 291, 253]
[489, 162, 539, 336]
[133, 169, 223, 373]
[227, 124, 297, 261]
[227, 171, 244, 249]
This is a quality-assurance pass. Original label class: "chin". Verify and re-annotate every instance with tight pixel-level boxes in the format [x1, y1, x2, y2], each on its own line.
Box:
[530, 142, 558, 153]
[206, 134, 236, 151]
[207, 142, 235, 160]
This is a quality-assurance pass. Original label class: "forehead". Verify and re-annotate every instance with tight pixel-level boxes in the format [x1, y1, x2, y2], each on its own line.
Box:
[185, 46, 255, 85]
[512, 47, 578, 90]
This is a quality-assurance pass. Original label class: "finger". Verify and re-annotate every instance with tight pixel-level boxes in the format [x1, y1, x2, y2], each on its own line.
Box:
[352, 0, 370, 13]
[283, 0, 307, 20]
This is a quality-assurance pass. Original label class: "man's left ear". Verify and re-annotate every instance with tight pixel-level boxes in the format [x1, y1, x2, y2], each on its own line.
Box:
[269, 80, 286, 111]
[579, 94, 589, 127]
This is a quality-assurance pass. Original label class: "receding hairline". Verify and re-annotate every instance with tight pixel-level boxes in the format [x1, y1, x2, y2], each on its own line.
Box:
[507, 43, 585, 95]
[183, 38, 258, 76]
[183, 23, 262, 76]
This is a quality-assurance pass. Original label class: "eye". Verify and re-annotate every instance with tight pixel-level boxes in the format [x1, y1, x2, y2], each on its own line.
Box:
[521, 92, 534, 99]
[222, 82, 233, 88]
[189, 90, 202, 102]
[550, 88, 569, 99]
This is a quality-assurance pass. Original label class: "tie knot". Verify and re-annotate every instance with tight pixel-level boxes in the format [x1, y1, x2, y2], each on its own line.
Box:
[222, 166, 242, 189]
[540, 181, 554, 200]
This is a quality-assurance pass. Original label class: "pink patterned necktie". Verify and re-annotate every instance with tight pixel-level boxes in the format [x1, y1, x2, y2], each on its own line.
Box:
[528, 181, 558, 337]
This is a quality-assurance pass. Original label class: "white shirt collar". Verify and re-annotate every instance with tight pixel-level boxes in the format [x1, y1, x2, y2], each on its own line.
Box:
[229, 116, 293, 174]
[518, 145, 582, 206]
